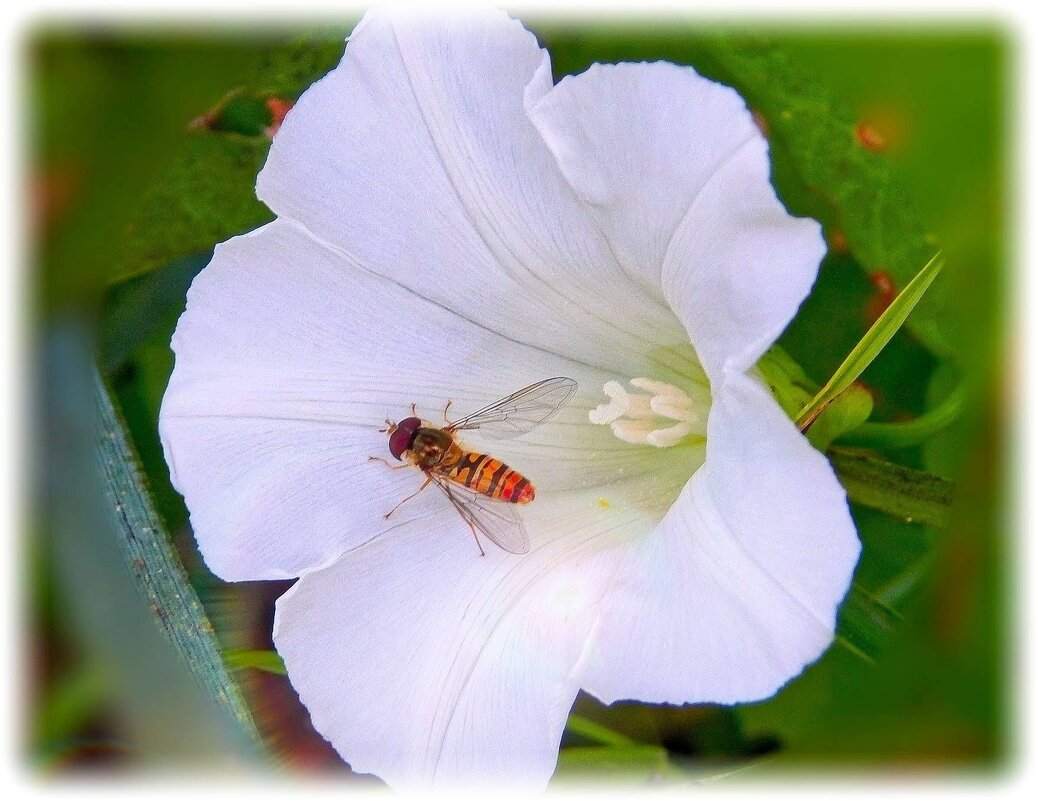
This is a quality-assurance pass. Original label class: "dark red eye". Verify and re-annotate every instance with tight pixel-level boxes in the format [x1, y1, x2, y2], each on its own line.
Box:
[388, 417, 422, 460]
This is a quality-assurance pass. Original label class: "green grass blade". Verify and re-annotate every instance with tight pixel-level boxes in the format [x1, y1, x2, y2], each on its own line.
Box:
[94, 368, 262, 744]
[555, 745, 673, 780]
[796, 251, 945, 431]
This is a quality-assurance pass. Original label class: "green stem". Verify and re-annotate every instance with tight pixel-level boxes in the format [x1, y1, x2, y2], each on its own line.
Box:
[225, 648, 287, 675]
[828, 447, 954, 528]
[836, 383, 965, 450]
[565, 714, 636, 747]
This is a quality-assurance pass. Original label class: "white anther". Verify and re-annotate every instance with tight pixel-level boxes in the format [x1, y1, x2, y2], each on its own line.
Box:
[609, 419, 657, 445]
[588, 380, 630, 424]
[650, 394, 695, 421]
[630, 377, 686, 397]
[646, 421, 696, 448]
[589, 377, 709, 448]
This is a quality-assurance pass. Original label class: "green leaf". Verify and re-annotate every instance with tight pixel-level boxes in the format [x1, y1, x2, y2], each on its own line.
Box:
[225, 649, 287, 676]
[872, 553, 937, 610]
[689, 34, 951, 357]
[101, 254, 210, 372]
[113, 134, 273, 283]
[250, 27, 351, 98]
[755, 345, 817, 418]
[805, 382, 873, 451]
[32, 661, 108, 750]
[555, 745, 673, 781]
[209, 93, 273, 137]
[565, 714, 636, 747]
[94, 367, 262, 743]
[796, 251, 945, 431]
[111, 29, 349, 284]
[829, 447, 954, 528]
[755, 345, 872, 449]
[837, 583, 901, 664]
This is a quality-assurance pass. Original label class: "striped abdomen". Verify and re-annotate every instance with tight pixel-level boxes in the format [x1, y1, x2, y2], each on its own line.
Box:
[445, 451, 535, 504]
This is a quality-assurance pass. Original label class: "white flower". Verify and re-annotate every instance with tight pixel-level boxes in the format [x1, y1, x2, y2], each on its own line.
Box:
[159, 8, 860, 791]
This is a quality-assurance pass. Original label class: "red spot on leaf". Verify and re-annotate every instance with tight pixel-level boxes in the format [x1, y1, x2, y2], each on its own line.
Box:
[31, 166, 78, 237]
[188, 109, 218, 131]
[751, 109, 769, 138]
[265, 97, 294, 138]
[827, 228, 849, 254]
[855, 121, 886, 152]
[865, 270, 898, 324]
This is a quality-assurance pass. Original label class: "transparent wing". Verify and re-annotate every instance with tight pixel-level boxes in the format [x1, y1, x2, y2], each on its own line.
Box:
[430, 473, 530, 555]
[446, 377, 577, 440]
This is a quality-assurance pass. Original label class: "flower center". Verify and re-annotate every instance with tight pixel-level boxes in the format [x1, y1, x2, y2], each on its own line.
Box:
[589, 377, 709, 448]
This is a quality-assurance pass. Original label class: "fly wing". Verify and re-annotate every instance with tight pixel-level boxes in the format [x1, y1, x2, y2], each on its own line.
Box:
[445, 377, 577, 440]
[430, 474, 530, 555]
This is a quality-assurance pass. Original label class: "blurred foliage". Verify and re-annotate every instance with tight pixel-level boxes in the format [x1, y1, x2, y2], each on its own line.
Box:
[112, 27, 351, 283]
[32, 15, 1008, 783]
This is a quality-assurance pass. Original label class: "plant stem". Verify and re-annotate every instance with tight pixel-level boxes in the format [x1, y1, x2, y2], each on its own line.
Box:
[836, 383, 965, 450]
[565, 714, 636, 747]
[828, 447, 954, 528]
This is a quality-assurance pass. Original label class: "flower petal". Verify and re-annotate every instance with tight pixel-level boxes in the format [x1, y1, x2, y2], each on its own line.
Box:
[256, 9, 693, 385]
[528, 62, 757, 287]
[660, 137, 826, 378]
[578, 369, 860, 704]
[272, 489, 649, 790]
[529, 62, 825, 379]
[160, 219, 637, 581]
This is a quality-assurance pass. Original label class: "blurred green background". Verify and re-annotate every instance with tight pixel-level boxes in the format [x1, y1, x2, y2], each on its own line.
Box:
[30, 15, 1009, 779]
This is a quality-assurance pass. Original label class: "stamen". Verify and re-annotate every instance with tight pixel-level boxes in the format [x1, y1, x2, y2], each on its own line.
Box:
[610, 418, 658, 445]
[646, 421, 695, 448]
[650, 394, 695, 421]
[589, 377, 709, 448]
[588, 380, 629, 424]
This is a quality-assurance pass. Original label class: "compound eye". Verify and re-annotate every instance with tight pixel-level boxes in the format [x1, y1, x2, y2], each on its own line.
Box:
[388, 417, 421, 460]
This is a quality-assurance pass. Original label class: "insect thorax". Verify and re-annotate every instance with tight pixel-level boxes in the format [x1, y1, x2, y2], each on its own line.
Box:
[409, 427, 458, 468]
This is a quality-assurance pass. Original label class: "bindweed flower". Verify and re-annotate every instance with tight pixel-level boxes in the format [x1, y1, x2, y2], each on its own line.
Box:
[159, 7, 859, 790]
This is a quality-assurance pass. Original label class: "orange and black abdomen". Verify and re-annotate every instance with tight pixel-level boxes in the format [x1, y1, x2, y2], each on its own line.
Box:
[446, 451, 535, 504]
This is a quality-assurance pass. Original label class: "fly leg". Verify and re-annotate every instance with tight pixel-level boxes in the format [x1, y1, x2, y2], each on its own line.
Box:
[383, 476, 433, 519]
[368, 456, 409, 470]
[442, 399, 453, 424]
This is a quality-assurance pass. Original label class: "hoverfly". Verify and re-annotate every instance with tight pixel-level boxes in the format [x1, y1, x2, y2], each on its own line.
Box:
[372, 377, 577, 556]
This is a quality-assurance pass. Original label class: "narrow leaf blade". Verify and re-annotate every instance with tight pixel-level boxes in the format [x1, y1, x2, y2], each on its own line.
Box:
[797, 251, 944, 430]
[829, 447, 954, 528]
[94, 368, 262, 743]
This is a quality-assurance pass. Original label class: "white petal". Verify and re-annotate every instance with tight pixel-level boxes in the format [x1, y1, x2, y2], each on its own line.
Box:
[579, 370, 860, 704]
[529, 62, 825, 379]
[256, 9, 694, 386]
[272, 489, 650, 790]
[661, 137, 826, 378]
[529, 61, 758, 289]
[160, 219, 642, 581]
